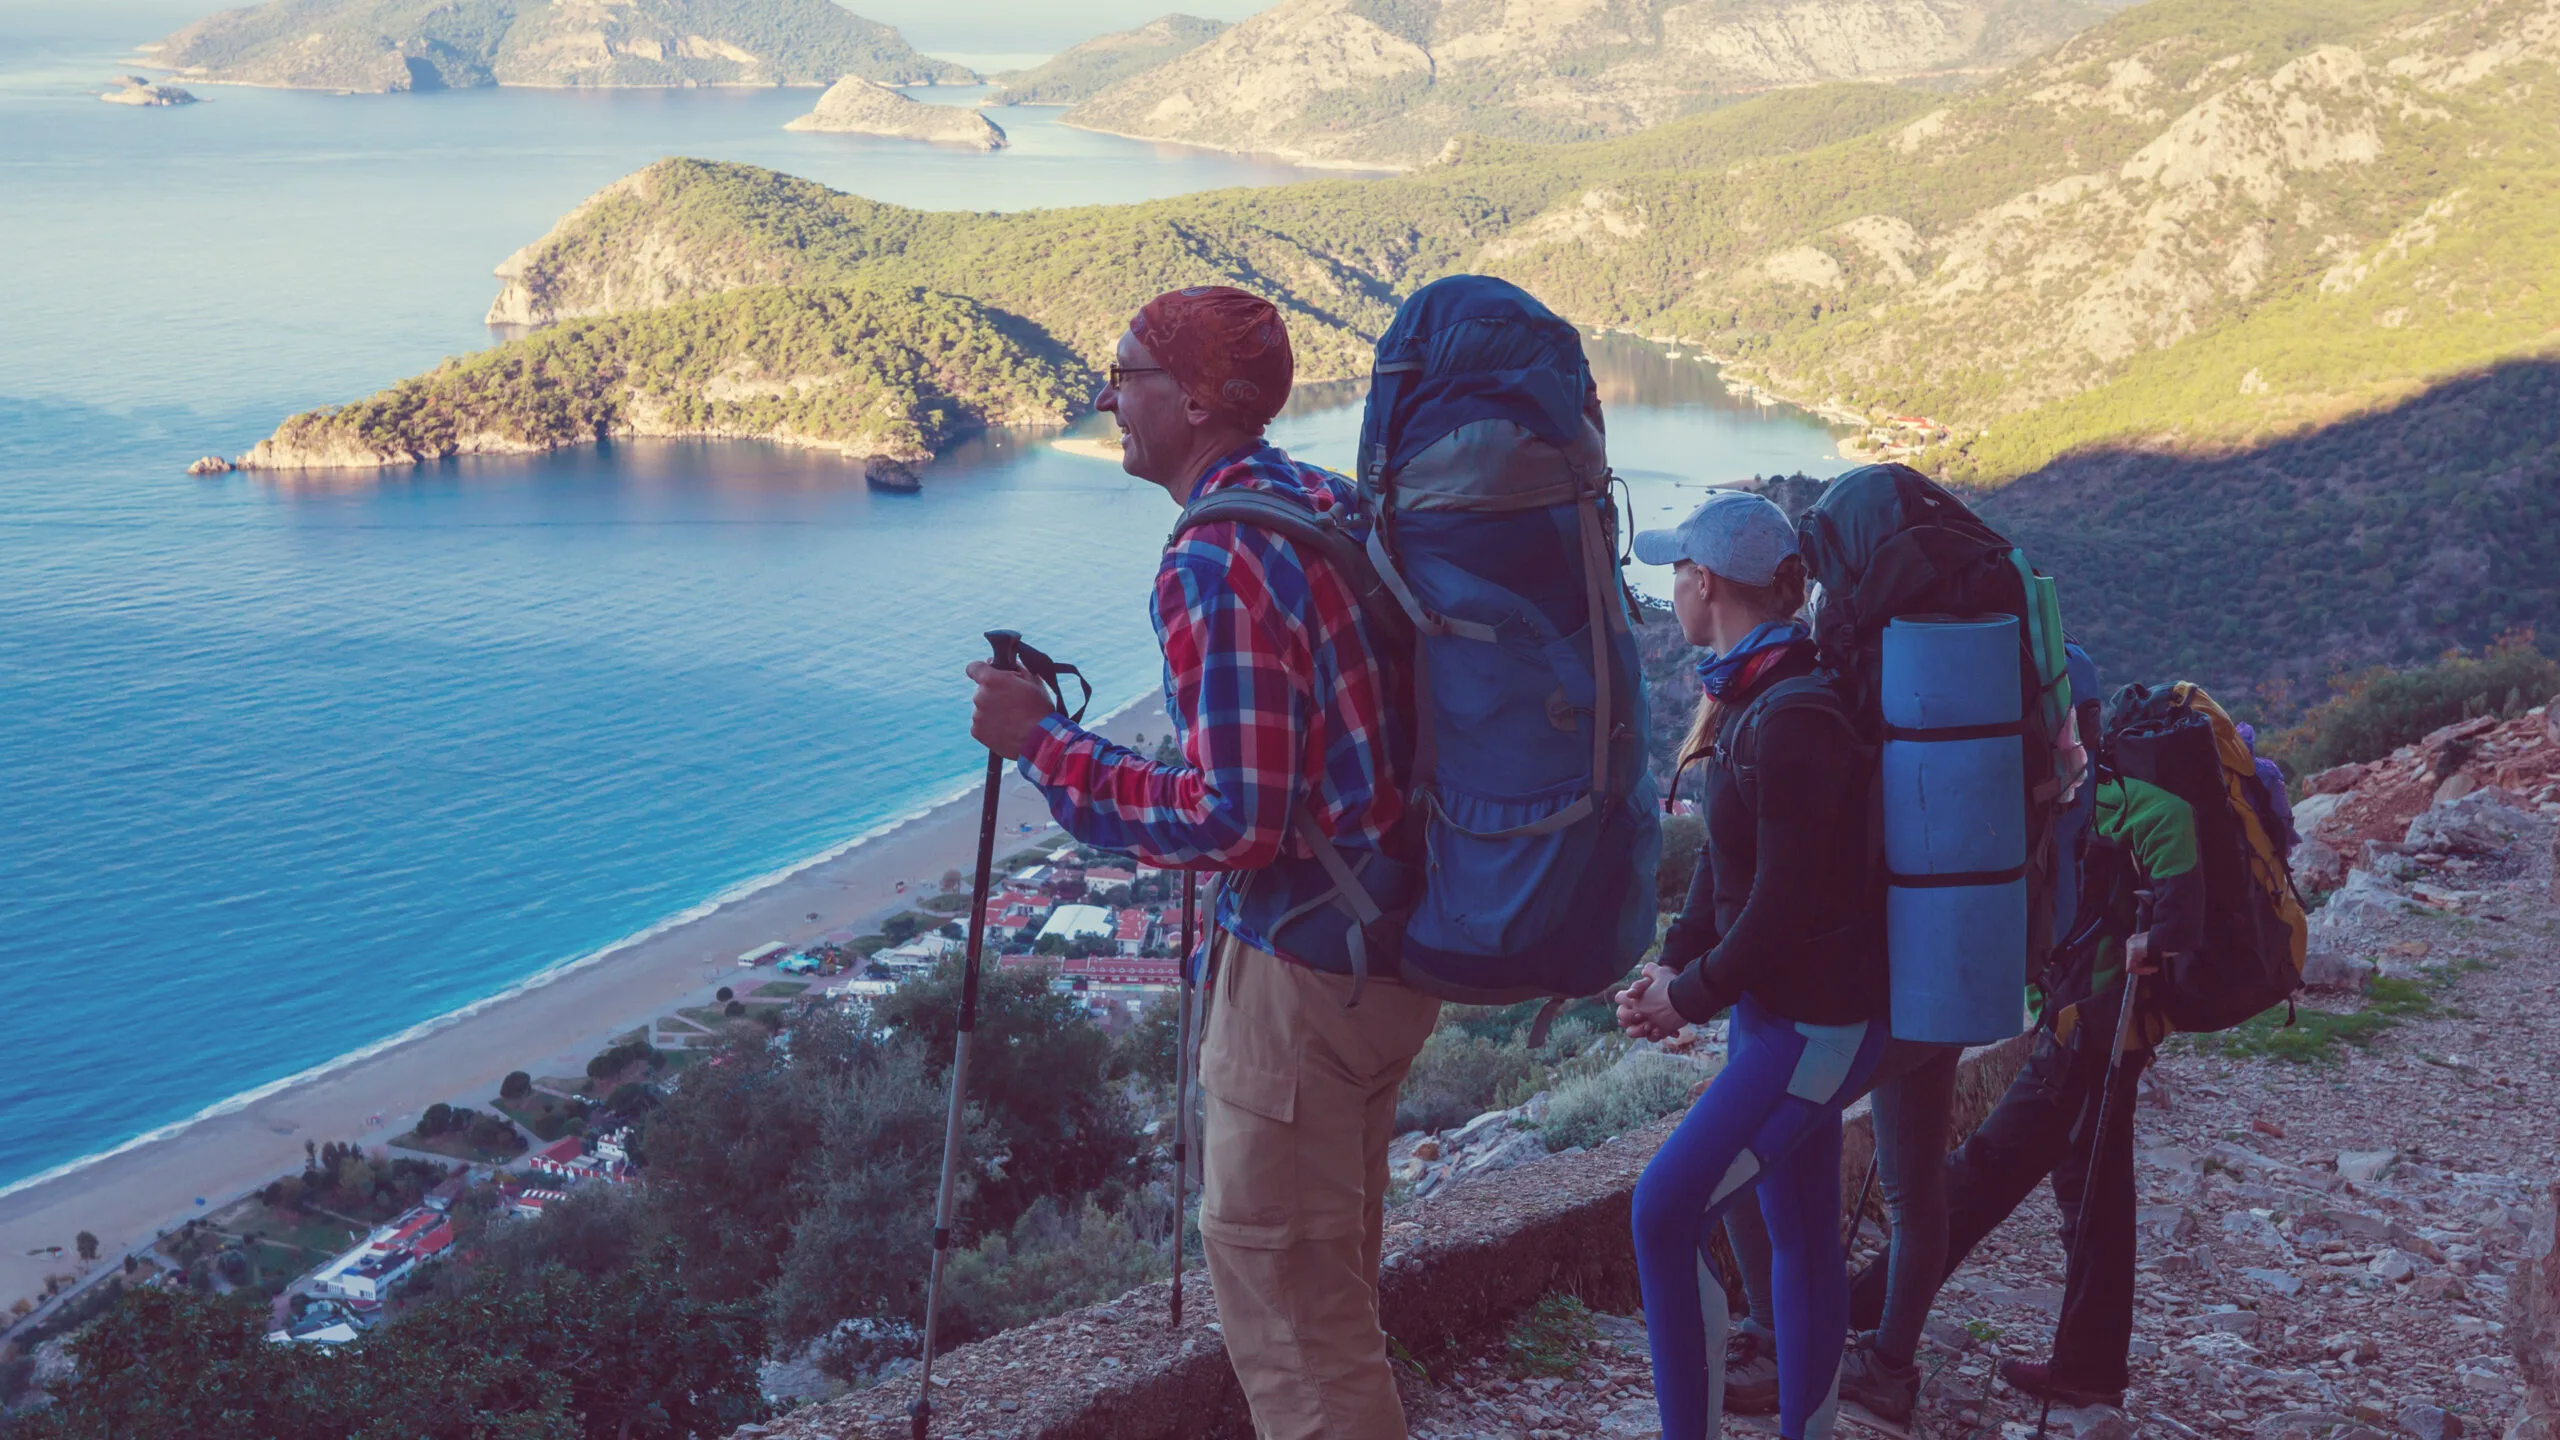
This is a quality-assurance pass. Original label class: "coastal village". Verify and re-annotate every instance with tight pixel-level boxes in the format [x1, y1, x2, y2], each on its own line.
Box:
[0, 831, 1187, 1368]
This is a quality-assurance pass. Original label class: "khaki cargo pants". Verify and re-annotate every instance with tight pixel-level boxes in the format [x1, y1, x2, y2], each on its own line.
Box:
[1199, 937, 1440, 1440]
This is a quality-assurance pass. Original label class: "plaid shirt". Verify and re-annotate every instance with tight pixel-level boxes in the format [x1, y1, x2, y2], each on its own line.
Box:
[1018, 441, 1404, 887]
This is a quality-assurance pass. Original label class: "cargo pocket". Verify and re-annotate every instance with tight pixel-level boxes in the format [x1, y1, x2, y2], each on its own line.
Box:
[1409, 785, 1590, 955]
[1199, 962, 1304, 1249]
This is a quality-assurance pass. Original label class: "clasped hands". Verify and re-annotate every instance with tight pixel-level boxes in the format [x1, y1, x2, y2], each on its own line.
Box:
[1614, 961, 1692, 1043]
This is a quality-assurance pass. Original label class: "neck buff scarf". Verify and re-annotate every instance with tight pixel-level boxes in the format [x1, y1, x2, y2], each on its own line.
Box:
[1694, 619, 1811, 700]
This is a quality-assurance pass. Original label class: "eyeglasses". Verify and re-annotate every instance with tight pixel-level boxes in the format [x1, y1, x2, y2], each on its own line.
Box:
[1106, 364, 1165, 389]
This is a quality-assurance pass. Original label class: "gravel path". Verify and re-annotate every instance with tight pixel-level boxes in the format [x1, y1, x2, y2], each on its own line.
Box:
[1403, 802, 2559, 1440]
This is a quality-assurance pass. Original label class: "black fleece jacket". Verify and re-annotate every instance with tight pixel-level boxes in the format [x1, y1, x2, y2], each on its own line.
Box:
[1661, 650, 1890, 1028]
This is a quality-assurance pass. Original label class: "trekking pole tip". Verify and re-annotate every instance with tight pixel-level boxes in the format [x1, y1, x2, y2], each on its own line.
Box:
[984, 629, 1022, 668]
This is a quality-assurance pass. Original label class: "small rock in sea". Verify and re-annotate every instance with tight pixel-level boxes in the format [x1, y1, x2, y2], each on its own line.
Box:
[864, 455, 922, 492]
[102, 77, 198, 106]
[187, 455, 234, 475]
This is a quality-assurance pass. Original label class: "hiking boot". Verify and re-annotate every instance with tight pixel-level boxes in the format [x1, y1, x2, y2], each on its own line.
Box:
[1996, 1357, 2123, 1410]
[1837, 1331, 1920, 1422]
[1723, 1322, 1778, 1415]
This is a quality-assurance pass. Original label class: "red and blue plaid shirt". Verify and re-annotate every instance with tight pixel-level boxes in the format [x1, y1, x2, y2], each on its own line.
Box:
[1019, 441, 1405, 881]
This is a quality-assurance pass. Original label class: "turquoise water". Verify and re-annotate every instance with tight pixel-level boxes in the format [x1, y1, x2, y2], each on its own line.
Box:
[0, 2, 1846, 1194]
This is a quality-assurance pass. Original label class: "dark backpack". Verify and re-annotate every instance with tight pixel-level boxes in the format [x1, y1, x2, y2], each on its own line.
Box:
[1796, 464, 2076, 995]
[2099, 682, 2309, 1032]
[1171, 276, 1661, 1006]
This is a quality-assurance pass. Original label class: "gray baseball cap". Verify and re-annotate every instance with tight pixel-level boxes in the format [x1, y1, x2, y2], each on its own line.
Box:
[1631, 490, 1798, 585]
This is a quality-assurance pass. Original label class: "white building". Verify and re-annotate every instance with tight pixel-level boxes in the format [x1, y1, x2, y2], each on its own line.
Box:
[1037, 904, 1115, 946]
[309, 1207, 453, 1304]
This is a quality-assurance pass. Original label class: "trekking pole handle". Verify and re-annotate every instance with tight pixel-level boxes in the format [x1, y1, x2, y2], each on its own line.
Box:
[986, 628, 1022, 671]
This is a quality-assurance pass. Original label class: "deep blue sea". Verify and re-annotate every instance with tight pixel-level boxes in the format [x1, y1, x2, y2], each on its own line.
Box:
[0, 0, 1847, 1195]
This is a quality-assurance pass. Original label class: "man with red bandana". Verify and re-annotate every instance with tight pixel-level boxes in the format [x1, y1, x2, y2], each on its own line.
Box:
[971, 286, 1431, 1439]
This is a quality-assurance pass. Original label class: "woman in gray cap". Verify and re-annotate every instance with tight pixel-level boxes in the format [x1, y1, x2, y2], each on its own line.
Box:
[1615, 490, 1888, 1440]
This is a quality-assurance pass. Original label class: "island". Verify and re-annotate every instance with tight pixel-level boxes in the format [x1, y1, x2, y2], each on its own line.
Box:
[784, 78, 1007, 149]
[141, 0, 970, 93]
[102, 74, 197, 106]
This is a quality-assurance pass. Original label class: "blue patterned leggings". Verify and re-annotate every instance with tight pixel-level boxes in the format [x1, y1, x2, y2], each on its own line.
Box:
[1631, 995, 1885, 1440]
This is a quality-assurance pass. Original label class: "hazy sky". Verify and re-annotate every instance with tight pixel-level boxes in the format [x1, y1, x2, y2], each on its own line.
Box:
[867, 1, 1269, 55]
[12, 2, 1276, 69]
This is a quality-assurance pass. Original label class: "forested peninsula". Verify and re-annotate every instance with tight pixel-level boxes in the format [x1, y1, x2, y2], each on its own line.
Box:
[240, 287, 1084, 469]
[143, 0, 969, 92]
[245, 0, 2560, 698]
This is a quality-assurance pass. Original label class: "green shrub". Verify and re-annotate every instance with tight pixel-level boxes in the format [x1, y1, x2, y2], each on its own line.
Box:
[1656, 812, 1706, 908]
[499, 1071, 532, 1101]
[1396, 1027, 1543, 1134]
[585, 1038, 661, 1080]
[1539, 1052, 1702, 1151]
[2201, 975, 2439, 1063]
[1110, 992, 1181, 1087]
[2266, 636, 2557, 777]
[939, 1198, 1165, 1340]
[1503, 1293, 1597, 1378]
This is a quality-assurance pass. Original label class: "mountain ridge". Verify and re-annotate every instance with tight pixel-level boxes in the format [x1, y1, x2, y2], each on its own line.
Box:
[1058, 0, 2137, 169]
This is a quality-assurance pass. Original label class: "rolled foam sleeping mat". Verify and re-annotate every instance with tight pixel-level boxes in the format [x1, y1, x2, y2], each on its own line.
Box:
[1881, 615, 2030, 1045]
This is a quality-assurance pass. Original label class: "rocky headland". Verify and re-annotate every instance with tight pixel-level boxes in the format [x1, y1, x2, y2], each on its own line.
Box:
[783, 78, 1006, 148]
[143, 0, 969, 93]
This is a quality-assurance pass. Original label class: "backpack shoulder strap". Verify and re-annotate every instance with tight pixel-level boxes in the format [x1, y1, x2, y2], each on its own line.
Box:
[1722, 674, 1858, 810]
[1170, 488, 1418, 653]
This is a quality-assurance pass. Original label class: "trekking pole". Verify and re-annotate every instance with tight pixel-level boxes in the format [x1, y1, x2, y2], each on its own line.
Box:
[2035, 969, 2143, 1440]
[912, 628, 1024, 1440]
[1170, 870, 1199, 1329]
[1841, 1154, 1879, 1253]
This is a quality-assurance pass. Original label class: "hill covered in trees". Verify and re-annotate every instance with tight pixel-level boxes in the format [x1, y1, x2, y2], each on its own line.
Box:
[271, 0, 2560, 698]
[145, 0, 970, 92]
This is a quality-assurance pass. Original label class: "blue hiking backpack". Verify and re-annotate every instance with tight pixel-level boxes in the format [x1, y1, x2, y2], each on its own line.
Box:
[1172, 276, 1661, 1005]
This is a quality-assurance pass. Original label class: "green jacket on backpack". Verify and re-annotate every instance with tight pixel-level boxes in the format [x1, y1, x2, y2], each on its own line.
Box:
[2034, 775, 2204, 1053]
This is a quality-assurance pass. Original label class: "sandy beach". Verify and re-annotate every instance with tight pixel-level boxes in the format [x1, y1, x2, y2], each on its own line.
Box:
[0, 693, 1170, 1320]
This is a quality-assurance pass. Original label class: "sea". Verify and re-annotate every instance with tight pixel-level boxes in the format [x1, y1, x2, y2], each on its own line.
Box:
[0, 0, 1848, 1196]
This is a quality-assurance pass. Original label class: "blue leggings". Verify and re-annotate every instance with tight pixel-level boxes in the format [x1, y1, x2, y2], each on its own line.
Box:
[1632, 996, 1885, 1440]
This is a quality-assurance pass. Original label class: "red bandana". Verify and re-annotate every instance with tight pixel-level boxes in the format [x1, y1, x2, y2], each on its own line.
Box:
[1129, 286, 1294, 430]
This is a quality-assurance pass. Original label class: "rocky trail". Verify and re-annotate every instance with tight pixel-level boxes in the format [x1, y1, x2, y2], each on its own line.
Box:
[1399, 759, 2560, 1440]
